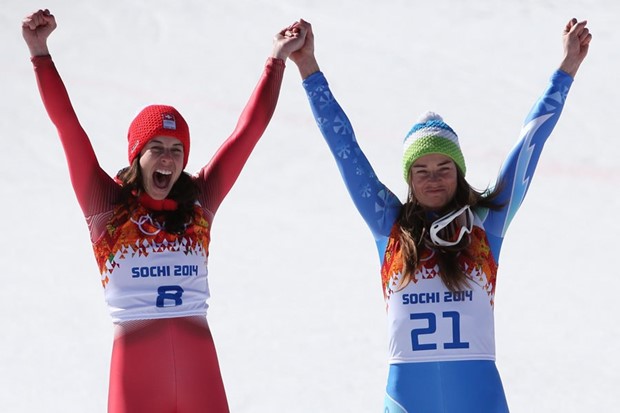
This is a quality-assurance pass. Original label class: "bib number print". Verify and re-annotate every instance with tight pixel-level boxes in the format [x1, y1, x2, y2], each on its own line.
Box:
[156, 285, 184, 307]
[410, 311, 470, 351]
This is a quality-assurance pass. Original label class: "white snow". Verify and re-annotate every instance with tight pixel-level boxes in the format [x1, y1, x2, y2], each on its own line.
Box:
[1, 0, 618, 412]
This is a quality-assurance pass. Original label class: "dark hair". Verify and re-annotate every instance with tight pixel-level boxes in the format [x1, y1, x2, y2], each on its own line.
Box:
[115, 158, 200, 234]
[397, 169, 504, 292]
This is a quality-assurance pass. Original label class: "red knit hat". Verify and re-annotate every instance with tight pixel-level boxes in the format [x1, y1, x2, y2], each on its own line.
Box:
[127, 105, 190, 167]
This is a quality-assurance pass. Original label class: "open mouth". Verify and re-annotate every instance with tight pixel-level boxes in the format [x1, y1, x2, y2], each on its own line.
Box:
[153, 169, 172, 189]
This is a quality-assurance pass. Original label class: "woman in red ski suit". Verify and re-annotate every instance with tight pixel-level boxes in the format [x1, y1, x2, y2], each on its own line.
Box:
[22, 9, 307, 413]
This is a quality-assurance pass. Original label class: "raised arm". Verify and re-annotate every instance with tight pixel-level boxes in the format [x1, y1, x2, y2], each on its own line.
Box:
[196, 21, 307, 214]
[23, 10, 116, 217]
[291, 20, 402, 240]
[482, 18, 592, 259]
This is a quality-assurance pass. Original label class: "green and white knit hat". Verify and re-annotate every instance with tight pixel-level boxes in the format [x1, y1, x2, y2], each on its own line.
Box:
[402, 111, 466, 181]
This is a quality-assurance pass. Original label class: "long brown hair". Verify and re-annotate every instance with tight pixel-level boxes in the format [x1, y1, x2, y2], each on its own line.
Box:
[115, 158, 200, 234]
[398, 169, 503, 291]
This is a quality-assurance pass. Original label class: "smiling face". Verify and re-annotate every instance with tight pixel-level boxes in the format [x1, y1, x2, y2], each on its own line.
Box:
[139, 136, 185, 200]
[409, 153, 458, 211]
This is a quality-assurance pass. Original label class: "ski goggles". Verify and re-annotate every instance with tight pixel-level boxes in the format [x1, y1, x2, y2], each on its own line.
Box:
[429, 205, 474, 247]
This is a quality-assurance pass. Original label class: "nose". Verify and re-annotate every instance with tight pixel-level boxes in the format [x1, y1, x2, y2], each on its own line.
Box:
[159, 148, 175, 161]
[428, 170, 442, 181]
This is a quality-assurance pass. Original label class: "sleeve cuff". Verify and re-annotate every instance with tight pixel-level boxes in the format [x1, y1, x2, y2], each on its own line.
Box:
[552, 69, 574, 85]
[30, 54, 53, 68]
[266, 56, 286, 68]
[302, 71, 326, 90]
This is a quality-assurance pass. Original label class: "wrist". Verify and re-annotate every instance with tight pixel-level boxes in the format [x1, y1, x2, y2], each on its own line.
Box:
[271, 45, 291, 62]
[28, 44, 50, 57]
[559, 59, 579, 78]
[297, 60, 320, 80]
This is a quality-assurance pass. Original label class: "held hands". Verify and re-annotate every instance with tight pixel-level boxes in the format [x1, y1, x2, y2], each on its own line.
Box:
[272, 20, 308, 62]
[22, 9, 57, 57]
[271, 19, 319, 79]
[287, 19, 320, 79]
[559, 18, 592, 78]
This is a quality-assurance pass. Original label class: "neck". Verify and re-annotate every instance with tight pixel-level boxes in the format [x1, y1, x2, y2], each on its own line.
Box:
[138, 193, 178, 211]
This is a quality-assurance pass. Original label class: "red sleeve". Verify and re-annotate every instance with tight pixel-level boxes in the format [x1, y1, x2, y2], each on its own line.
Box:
[195, 57, 285, 214]
[32, 55, 118, 217]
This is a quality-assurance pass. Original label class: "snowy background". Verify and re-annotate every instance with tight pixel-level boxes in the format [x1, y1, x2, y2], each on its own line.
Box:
[1, 0, 618, 412]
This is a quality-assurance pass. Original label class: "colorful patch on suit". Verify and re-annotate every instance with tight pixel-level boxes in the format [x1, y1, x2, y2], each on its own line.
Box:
[381, 223, 498, 308]
[93, 203, 211, 288]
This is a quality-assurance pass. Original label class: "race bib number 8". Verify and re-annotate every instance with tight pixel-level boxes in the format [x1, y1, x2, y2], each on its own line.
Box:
[156, 285, 184, 308]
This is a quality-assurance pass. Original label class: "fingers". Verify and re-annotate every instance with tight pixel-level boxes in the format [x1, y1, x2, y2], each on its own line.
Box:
[22, 9, 55, 30]
[565, 18, 592, 46]
[297, 19, 314, 42]
[298, 19, 312, 33]
[564, 18, 576, 34]
[278, 22, 300, 39]
[578, 25, 593, 46]
[285, 19, 310, 34]
[277, 18, 312, 39]
[278, 20, 312, 47]
[567, 18, 588, 36]
[580, 31, 592, 46]
[282, 22, 298, 34]
[564, 17, 577, 34]
[571, 19, 588, 34]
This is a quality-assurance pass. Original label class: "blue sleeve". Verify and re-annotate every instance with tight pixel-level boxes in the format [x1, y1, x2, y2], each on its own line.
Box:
[481, 70, 574, 261]
[302, 72, 402, 242]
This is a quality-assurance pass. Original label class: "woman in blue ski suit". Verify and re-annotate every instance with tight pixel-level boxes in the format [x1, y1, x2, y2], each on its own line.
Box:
[288, 18, 591, 412]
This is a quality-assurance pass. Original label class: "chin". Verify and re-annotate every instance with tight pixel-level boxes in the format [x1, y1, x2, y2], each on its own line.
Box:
[422, 201, 451, 211]
[148, 189, 171, 200]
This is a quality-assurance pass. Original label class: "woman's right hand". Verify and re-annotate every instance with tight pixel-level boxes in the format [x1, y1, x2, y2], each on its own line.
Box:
[22, 9, 57, 57]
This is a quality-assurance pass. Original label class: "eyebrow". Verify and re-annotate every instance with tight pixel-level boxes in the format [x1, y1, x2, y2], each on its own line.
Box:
[412, 160, 454, 168]
[147, 139, 184, 147]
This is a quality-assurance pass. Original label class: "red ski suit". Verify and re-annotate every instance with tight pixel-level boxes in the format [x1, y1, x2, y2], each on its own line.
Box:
[32, 55, 285, 413]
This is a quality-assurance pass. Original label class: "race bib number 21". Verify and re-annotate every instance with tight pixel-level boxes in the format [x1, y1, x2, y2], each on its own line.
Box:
[410, 311, 469, 351]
